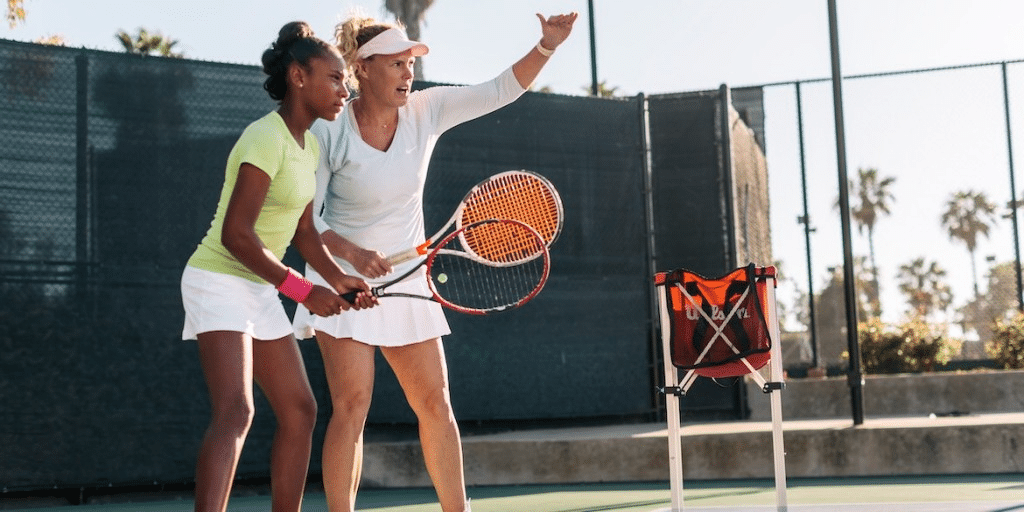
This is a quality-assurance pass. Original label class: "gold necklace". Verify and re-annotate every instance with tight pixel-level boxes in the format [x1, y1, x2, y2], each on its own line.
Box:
[353, 100, 395, 133]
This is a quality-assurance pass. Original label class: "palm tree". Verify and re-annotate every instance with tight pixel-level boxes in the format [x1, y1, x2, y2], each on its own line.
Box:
[940, 190, 997, 297]
[384, 0, 435, 80]
[835, 167, 896, 318]
[581, 80, 619, 98]
[115, 28, 184, 58]
[896, 257, 952, 317]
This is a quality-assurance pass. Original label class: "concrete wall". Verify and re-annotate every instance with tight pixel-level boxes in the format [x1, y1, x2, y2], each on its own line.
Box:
[360, 414, 1024, 485]
[357, 372, 1024, 487]
[747, 370, 1024, 421]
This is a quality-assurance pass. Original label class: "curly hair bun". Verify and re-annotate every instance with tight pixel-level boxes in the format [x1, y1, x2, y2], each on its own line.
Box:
[261, 21, 332, 102]
[278, 21, 316, 46]
[262, 21, 314, 74]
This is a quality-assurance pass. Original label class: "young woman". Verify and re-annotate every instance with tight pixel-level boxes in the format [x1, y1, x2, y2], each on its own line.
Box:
[180, 21, 375, 512]
[292, 12, 578, 512]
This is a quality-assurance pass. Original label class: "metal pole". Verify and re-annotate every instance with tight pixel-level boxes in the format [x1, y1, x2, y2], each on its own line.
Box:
[638, 93, 663, 416]
[827, 0, 864, 425]
[795, 82, 821, 369]
[1001, 62, 1024, 312]
[75, 53, 90, 303]
[719, 84, 738, 271]
[587, 0, 599, 96]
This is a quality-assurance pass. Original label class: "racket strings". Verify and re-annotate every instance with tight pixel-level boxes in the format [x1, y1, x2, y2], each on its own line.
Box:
[460, 220, 545, 263]
[429, 250, 547, 312]
[460, 173, 562, 249]
[429, 220, 549, 312]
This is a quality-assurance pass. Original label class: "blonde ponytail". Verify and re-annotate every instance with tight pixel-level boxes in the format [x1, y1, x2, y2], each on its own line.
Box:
[333, 15, 400, 90]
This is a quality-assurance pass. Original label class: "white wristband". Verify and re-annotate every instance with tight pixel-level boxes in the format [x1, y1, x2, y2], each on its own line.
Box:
[535, 42, 554, 57]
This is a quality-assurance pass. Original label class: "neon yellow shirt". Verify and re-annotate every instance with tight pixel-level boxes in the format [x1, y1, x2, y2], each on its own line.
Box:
[187, 111, 318, 283]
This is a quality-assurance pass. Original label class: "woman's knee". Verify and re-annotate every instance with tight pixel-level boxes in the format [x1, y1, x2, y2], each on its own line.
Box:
[410, 387, 456, 424]
[279, 390, 318, 433]
[210, 396, 256, 436]
[330, 384, 373, 420]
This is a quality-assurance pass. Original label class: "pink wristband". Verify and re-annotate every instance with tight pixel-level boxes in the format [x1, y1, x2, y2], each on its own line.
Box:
[277, 268, 313, 303]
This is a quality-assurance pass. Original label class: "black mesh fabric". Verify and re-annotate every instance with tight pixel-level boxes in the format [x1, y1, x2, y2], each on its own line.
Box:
[0, 40, 765, 490]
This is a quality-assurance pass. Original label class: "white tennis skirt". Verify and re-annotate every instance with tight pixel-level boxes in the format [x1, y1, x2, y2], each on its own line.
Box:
[293, 266, 451, 347]
[180, 265, 294, 341]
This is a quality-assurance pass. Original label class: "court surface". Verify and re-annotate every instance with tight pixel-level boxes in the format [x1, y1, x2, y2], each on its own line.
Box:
[2, 474, 1022, 512]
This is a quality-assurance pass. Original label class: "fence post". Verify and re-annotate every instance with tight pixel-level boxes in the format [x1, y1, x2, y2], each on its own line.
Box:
[1001, 62, 1024, 313]
[587, 0, 598, 96]
[719, 84, 738, 271]
[794, 81, 821, 370]
[639, 93, 665, 418]
[75, 53, 91, 303]
[827, 0, 865, 425]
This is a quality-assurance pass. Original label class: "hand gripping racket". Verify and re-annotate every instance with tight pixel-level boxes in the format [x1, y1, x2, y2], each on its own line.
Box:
[343, 219, 551, 315]
[386, 170, 563, 265]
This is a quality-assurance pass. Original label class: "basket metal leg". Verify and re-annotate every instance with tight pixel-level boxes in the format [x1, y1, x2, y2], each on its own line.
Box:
[764, 276, 788, 511]
[658, 288, 684, 511]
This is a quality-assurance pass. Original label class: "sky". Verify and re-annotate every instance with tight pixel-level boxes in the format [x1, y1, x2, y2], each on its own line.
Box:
[7, 0, 1024, 330]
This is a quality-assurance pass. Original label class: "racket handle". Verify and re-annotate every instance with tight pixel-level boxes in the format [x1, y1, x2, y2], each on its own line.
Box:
[387, 248, 422, 265]
[340, 288, 380, 303]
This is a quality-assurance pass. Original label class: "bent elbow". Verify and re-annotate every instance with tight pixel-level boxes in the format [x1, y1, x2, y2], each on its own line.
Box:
[221, 224, 249, 259]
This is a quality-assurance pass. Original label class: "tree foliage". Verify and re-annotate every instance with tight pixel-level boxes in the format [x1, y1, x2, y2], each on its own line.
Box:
[384, 0, 434, 80]
[6, 0, 25, 28]
[857, 318, 960, 374]
[941, 189, 997, 297]
[581, 80, 619, 98]
[896, 257, 952, 318]
[835, 167, 896, 318]
[115, 28, 184, 58]
[988, 312, 1024, 369]
[810, 258, 876, 365]
[34, 34, 64, 45]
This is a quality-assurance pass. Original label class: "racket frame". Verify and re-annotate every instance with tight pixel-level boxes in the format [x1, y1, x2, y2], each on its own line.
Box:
[346, 219, 551, 315]
[385, 170, 563, 265]
[425, 219, 550, 314]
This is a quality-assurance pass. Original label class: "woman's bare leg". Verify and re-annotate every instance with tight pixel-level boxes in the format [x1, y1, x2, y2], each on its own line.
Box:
[382, 339, 468, 512]
[194, 331, 255, 512]
[252, 335, 319, 512]
[317, 333, 377, 512]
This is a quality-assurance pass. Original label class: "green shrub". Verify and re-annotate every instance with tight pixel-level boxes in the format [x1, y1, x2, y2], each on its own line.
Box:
[988, 313, 1024, 369]
[857, 318, 960, 374]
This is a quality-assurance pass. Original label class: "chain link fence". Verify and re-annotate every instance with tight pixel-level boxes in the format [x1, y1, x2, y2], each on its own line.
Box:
[762, 59, 1024, 373]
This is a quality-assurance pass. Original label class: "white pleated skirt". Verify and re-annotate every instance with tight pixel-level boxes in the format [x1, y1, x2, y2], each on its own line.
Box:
[293, 266, 451, 347]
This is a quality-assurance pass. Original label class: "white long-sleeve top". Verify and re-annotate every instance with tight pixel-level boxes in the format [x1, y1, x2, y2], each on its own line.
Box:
[310, 66, 527, 282]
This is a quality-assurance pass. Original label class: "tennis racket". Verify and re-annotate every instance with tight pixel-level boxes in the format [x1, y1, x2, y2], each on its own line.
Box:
[386, 170, 564, 265]
[342, 219, 551, 315]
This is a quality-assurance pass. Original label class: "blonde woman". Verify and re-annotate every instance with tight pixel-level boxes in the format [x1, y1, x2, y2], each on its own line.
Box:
[293, 11, 577, 512]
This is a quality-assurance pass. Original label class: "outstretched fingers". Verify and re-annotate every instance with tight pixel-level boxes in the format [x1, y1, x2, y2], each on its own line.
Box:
[536, 12, 579, 49]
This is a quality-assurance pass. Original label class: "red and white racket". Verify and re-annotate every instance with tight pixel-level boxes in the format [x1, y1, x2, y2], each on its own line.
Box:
[387, 170, 563, 265]
[343, 219, 550, 315]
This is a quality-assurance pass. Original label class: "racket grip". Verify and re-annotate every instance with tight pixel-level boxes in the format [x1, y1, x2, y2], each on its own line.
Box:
[340, 288, 379, 303]
[386, 249, 420, 265]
